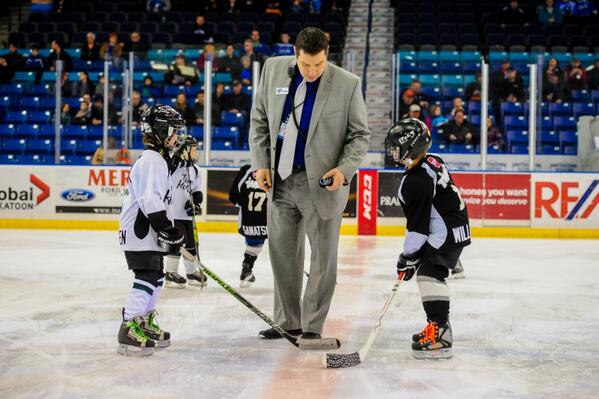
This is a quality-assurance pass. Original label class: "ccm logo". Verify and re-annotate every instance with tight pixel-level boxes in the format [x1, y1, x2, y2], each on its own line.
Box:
[535, 180, 598, 220]
[362, 175, 373, 220]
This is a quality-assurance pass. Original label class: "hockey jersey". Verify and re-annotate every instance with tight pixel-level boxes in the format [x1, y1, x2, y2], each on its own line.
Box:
[398, 154, 470, 256]
[229, 165, 268, 239]
[119, 150, 172, 252]
[167, 163, 202, 222]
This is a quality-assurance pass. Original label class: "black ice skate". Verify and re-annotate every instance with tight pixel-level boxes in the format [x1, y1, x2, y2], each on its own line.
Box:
[141, 311, 171, 349]
[259, 327, 302, 339]
[450, 259, 465, 279]
[187, 270, 207, 287]
[165, 271, 187, 288]
[412, 321, 453, 359]
[117, 316, 155, 356]
[239, 253, 257, 287]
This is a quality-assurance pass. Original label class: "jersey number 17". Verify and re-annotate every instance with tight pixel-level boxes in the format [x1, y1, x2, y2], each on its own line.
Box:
[248, 191, 266, 212]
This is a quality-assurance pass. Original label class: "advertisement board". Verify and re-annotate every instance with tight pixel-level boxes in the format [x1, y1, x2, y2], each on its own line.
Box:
[0, 166, 53, 218]
[358, 170, 378, 235]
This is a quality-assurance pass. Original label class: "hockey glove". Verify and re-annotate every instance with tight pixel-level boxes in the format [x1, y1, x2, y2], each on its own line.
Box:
[396, 253, 422, 281]
[185, 191, 203, 216]
[157, 226, 184, 255]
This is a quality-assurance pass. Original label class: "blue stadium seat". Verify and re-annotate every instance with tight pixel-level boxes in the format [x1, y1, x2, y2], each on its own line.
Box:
[501, 102, 524, 116]
[21, 154, 48, 164]
[0, 96, 15, 109]
[213, 126, 240, 141]
[40, 98, 56, 109]
[421, 87, 441, 101]
[440, 62, 462, 74]
[221, 112, 245, 127]
[17, 124, 40, 139]
[13, 71, 36, 84]
[509, 51, 529, 63]
[442, 87, 464, 100]
[504, 116, 527, 130]
[439, 51, 461, 62]
[215, 72, 232, 84]
[27, 139, 53, 154]
[592, 90, 599, 105]
[41, 72, 57, 83]
[540, 116, 553, 130]
[4, 111, 28, 124]
[418, 51, 438, 62]
[0, 153, 19, 164]
[37, 125, 56, 138]
[540, 145, 561, 155]
[418, 61, 440, 73]
[549, 102, 573, 116]
[563, 145, 577, 155]
[399, 74, 418, 85]
[62, 139, 79, 153]
[189, 126, 204, 140]
[440, 75, 464, 87]
[2, 138, 27, 154]
[572, 103, 595, 118]
[78, 140, 101, 154]
[570, 90, 589, 103]
[19, 97, 42, 111]
[29, 111, 52, 124]
[63, 124, 89, 139]
[419, 74, 441, 86]
[541, 130, 559, 145]
[0, 123, 17, 138]
[468, 101, 481, 114]
[460, 51, 481, 62]
[29, 84, 51, 96]
[488, 144, 505, 154]
[211, 140, 235, 150]
[553, 116, 577, 130]
[558, 130, 577, 146]
[0, 84, 23, 96]
[510, 145, 529, 154]
[507, 130, 529, 146]
[399, 61, 417, 74]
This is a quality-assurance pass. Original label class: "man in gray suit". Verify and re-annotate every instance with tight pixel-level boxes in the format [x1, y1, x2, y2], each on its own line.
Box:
[249, 28, 370, 340]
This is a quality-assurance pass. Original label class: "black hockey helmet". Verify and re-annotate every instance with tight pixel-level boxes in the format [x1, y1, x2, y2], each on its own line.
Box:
[170, 134, 199, 164]
[140, 104, 186, 150]
[385, 118, 432, 167]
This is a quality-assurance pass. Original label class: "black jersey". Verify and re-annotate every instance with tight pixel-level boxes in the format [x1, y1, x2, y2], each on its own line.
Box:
[229, 165, 268, 239]
[398, 154, 470, 257]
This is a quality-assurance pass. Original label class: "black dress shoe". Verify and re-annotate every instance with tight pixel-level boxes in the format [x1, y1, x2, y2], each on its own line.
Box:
[301, 332, 321, 339]
[259, 327, 302, 339]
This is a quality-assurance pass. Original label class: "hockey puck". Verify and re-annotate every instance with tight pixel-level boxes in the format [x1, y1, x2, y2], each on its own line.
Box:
[319, 177, 334, 188]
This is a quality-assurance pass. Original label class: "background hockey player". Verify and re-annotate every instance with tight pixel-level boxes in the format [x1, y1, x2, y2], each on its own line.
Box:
[117, 105, 185, 356]
[229, 164, 268, 287]
[385, 118, 471, 359]
[164, 135, 207, 289]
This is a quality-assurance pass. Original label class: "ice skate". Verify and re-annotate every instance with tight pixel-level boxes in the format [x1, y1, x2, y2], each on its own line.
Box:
[165, 272, 187, 288]
[141, 311, 171, 349]
[450, 259, 465, 279]
[411, 321, 453, 359]
[187, 269, 207, 287]
[259, 327, 302, 339]
[239, 253, 257, 287]
[117, 316, 155, 356]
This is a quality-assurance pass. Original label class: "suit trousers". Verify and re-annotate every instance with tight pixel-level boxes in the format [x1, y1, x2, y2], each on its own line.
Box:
[268, 170, 342, 334]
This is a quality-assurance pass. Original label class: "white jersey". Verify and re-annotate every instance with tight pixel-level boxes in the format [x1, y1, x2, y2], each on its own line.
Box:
[167, 163, 202, 221]
[119, 150, 172, 252]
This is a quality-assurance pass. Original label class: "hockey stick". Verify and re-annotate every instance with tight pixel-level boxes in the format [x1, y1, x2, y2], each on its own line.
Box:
[180, 247, 341, 350]
[185, 162, 207, 288]
[323, 277, 403, 368]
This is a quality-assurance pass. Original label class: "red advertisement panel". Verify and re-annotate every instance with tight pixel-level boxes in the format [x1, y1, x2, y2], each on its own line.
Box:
[483, 174, 530, 220]
[452, 173, 483, 219]
[358, 170, 378, 235]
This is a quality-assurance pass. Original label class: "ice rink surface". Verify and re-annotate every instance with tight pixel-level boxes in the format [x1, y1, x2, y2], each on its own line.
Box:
[1, 229, 598, 399]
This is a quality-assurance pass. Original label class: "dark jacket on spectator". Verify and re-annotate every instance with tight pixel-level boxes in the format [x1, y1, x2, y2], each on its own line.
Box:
[79, 43, 100, 62]
[46, 49, 73, 71]
[442, 118, 478, 145]
[223, 91, 250, 114]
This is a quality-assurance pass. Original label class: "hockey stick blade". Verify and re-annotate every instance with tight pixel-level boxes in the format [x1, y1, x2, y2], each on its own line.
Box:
[297, 337, 341, 350]
[323, 352, 361, 368]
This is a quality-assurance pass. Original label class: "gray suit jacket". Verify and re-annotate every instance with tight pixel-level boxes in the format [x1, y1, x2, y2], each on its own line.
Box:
[249, 56, 370, 220]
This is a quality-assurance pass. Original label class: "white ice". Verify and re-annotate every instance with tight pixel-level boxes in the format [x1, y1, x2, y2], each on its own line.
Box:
[1, 230, 599, 399]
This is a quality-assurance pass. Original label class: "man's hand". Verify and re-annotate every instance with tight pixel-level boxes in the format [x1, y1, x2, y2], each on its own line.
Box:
[255, 168, 272, 192]
[321, 168, 345, 192]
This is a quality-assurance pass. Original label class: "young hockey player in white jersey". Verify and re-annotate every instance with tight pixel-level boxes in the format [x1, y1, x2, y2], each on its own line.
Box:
[385, 118, 471, 360]
[164, 135, 207, 288]
[117, 105, 185, 356]
[229, 165, 268, 287]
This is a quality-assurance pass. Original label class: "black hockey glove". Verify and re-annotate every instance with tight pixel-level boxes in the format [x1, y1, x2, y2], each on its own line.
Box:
[157, 226, 184, 256]
[185, 191, 203, 216]
[396, 253, 422, 281]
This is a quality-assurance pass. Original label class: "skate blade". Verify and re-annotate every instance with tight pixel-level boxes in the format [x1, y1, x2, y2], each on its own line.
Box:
[164, 281, 186, 289]
[411, 347, 453, 360]
[297, 337, 341, 350]
[154, 339, 171, 350]
[239, 276, 255, 288]
[117, 344, 154, 357]
[187, 280, 207, 287]
[450, 272, 465, 279]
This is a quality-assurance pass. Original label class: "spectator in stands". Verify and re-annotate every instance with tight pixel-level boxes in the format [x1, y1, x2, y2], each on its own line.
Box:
[428, 104, 449, 129]
[131, 90, 149, 126]
[290, 0, 308, 13]
[166, 54, 199, 85]
[46, 40, 72, 72]
[405, 104, 425, 122]
[147, 0, 171, 14]
[223, 80, 250, 115]
[222, 0, 241, 13]
[193, 91, 220, 126]
[544, 57, 563, 78]
[398, 89, 416, 118]
[55, 71, 73, 97]
[499, 0, 529, 28]
[59, 103, 72, 124]
[24, 45, 44, 84]
[465, 71, 482, 102]
[197, 43, 221, 72]
[214, 82, 226, 113]
[406, 79, 429, 114]
[501, 67, 524, 103]
[72, 71, 95, 98]
[250, 30, 269, 55]
[490, 59, 511, 122]
[564, 57, 587, 91]
[0, 57, 15, 84]
[487, 116, 505, 150]
[274, 32, 294, 56]
[72, 101, 91, 125]
[449, 97, 465, 117]
[443, 109, 477, 145]
[80, 32, 100, 62]
[243, 39, 265, 66]
[239, 55, 252, 85]
[192, 15, 214, 44]
[587, 59, 599, 91]
[537, 0, 563, 25]
[220, 44, 242, 80]
[543, 69, 569, 103]
[91, 96, 117, 125]
[94, 73, 106, 98]
[140, 76, 160, 99]
[174, 92, 196, 126]
[265, 1, 283, 16]
[100, 33, 123, 62]
[122, 32, 149, 56]
[4, 43, 24, 71]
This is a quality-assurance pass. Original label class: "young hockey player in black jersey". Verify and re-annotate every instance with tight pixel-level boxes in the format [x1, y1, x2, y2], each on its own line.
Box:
[385, 118, 471, 360]
[229, 165, 268, 287]
[117, 105, 185, 356]
[164, 135, 207, 289]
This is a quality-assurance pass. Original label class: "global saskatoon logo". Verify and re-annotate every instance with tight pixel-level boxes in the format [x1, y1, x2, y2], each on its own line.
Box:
[0, 174, 50, 210]
[61, 189, 95, 202]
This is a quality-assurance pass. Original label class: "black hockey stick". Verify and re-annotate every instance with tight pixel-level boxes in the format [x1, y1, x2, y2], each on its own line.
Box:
[185, 162, 207, 288]
[323, 277, 403, 368]
[180, 247, 341, 350]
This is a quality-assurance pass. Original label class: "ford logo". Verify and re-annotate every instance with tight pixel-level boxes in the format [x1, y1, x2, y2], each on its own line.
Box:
[61, 189, 95, 202]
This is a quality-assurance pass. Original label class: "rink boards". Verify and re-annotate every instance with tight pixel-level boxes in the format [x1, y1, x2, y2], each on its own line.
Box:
[0, 165, 598, 238]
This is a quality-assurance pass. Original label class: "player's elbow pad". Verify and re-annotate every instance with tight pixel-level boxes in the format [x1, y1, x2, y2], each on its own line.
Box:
[147, 210, 172, 232]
